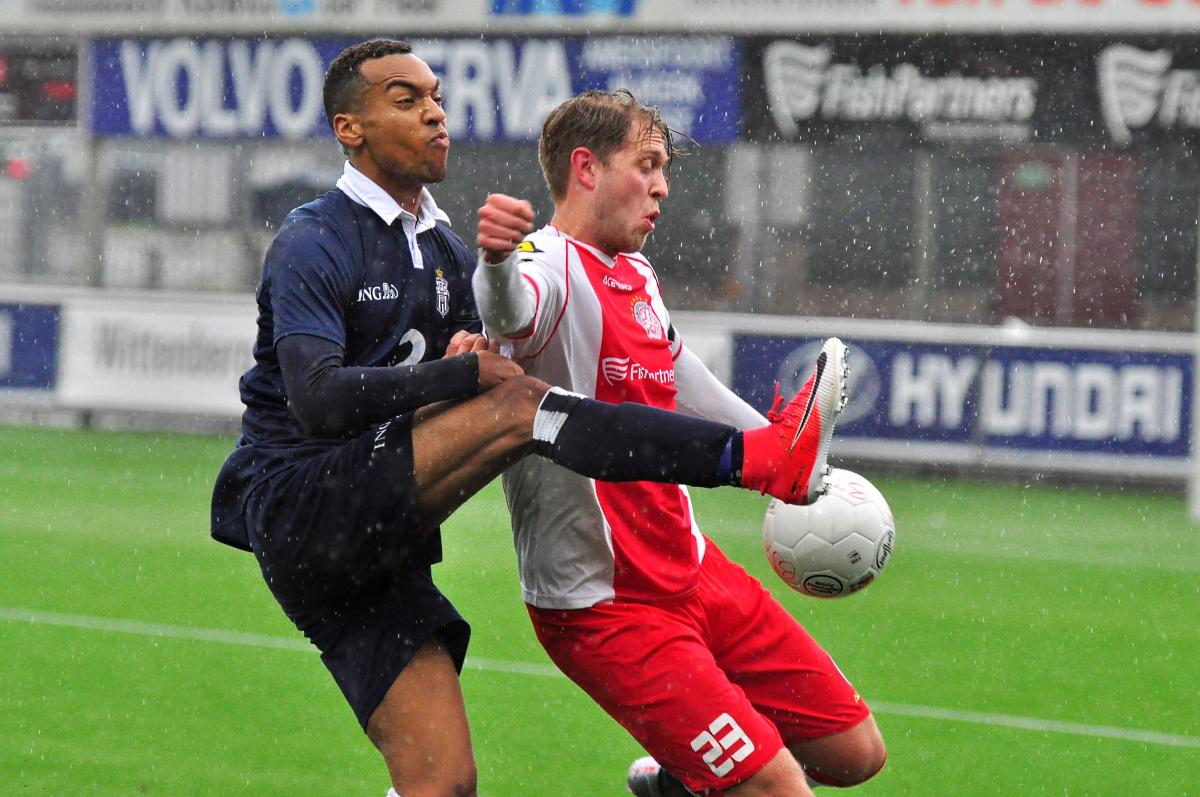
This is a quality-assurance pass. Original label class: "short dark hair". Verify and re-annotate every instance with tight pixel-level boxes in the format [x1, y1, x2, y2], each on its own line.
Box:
[323, 38, 414, 130]
[538, 89, 677, 202]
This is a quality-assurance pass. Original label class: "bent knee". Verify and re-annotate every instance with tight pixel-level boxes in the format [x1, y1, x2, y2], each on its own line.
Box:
[817, 741, 886, 787]
[795, 718, 887, 787]
[852, 721, 888, 783]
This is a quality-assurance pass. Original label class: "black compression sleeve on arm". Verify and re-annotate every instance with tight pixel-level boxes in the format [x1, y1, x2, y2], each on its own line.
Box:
[277, 333, 480, 437]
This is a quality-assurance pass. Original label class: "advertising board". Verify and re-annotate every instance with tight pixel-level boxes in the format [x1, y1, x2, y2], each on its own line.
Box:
[57, 294, 255, 416]
[4, 289, 1189, 481]
[743, 36, 1200, 148]
[90, 36, 740, 143]
[724, 321, 1192, 476]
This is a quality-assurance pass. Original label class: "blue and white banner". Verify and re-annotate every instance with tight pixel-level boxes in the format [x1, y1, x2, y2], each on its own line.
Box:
[91, 38, 334, 140]
[733, 334, 1191, 461]
[89, 36, 740, 142]
[0, 303, 60, 390]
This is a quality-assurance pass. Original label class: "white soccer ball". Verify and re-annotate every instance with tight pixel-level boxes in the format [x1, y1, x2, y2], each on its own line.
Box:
[762, 468, 895, 599]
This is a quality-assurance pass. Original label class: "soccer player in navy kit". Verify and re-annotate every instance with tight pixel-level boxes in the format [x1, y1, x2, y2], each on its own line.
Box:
[212, 40, 849, 796]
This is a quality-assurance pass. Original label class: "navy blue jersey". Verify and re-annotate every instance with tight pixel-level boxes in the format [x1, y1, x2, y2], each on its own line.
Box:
[212, 188, 480, 552]
[240, 188, 480, 448]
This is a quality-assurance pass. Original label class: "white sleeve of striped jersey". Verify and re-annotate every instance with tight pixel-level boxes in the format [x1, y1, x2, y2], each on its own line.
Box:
[473, 251, 537, 338]
[488, 237, 568, 359]
[673, 344, 769, 430]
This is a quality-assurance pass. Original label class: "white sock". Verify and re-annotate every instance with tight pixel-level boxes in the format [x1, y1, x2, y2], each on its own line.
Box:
[386, 789, 401, 797]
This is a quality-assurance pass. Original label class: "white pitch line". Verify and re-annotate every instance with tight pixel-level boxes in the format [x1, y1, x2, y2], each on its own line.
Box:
[0, 606, 313, 652]
[3, 606, 1198, 750]
[868, 701, 1200, 749]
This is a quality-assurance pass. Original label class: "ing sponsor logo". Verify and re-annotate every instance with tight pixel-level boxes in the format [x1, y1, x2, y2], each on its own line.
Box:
[357, 282, 399, 302]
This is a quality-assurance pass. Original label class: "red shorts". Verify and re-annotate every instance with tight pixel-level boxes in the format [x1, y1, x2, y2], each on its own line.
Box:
[528, 543, 869, 796]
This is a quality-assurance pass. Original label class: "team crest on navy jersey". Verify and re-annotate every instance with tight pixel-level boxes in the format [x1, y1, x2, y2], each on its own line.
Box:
[631, 296, 663, 339]
[434, 268, 450, 317]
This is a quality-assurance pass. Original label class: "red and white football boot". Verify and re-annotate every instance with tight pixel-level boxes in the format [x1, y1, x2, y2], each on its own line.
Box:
[741, 337, 850, 505]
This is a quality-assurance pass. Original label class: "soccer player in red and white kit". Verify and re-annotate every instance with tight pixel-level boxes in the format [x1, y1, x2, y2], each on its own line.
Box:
[472, 90, 887, 796]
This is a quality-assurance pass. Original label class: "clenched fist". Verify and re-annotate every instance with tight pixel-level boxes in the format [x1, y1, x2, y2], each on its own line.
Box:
[477, 193, 535, 265]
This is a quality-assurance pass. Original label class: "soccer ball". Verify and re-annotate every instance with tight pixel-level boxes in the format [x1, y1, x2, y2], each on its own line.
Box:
[762, 468, 895, 598]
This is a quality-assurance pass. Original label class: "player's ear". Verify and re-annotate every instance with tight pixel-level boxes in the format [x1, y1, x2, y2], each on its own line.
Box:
[333, 112, 364, 150]
[569, 146, 598, 192]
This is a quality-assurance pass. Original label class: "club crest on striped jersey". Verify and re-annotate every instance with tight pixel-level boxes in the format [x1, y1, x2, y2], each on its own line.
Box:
[631, 296, 663, 339]
[434, 268, 450, 317]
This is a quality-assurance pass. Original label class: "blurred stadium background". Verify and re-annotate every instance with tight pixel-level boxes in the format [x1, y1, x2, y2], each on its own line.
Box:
[2, 0, 1199, 794]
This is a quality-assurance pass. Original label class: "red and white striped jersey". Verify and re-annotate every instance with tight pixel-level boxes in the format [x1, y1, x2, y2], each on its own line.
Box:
[489, 225, 706, 609]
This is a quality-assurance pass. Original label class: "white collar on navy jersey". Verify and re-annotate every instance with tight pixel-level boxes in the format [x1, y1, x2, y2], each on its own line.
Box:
[336, 161, 450, 231]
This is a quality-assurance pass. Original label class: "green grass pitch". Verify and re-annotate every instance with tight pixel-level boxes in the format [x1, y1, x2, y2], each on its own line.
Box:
[1, 424, 1198, 795]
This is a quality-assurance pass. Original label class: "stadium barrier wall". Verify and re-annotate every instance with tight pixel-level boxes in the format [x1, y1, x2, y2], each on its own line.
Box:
[0, 284, 253, 422]
[56, 291, 255, 416]
[0, 285, 1191, 481]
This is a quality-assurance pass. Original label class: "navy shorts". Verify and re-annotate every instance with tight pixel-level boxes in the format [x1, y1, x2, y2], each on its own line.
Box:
[244, 414, 470, 728]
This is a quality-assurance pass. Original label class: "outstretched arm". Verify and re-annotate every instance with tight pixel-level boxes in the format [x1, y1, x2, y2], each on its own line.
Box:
[673, 344, 768, 430]
[278, 332, 522, 437]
